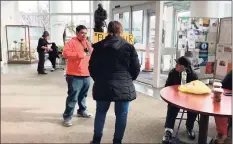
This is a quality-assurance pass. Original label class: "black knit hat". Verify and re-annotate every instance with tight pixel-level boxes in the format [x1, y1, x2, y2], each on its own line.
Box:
[175, 56, 191, 68]
[42, 31, 49, 37]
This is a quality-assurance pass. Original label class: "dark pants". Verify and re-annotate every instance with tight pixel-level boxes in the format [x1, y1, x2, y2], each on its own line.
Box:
[37, 52, 45, 73]
[165, 104, 198, 130]
[63, 75, 90, 120]
[94, 101, 130, 142]
[48, 57, 56, 69]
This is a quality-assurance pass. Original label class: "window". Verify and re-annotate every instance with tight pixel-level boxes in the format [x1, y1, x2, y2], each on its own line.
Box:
[18, 1, 38, 13]
[50, 16, 72, 46]
[50, 1, 71, 13]
[18, 1, 49, 13]
[113, 12, 130, 33]
[73, 15, 91, 37]
[72, 1, 90, 13]
[132, 10, 143, 44]
[20, 15, 49, 29]
[38, 1, 49, 13]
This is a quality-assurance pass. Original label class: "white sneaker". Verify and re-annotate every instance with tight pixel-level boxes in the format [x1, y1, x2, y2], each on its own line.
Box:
[50, 68, 55, 72]
[63, 119, 72, 127]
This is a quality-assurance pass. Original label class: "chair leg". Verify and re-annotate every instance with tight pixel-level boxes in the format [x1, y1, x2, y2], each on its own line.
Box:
[175, 109, 186, 139]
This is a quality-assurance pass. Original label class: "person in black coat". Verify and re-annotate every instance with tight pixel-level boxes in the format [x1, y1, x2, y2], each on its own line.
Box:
[48, 42, 59, 71]
[162, 56, 198, 144]
[89, 21, 141, 144]
[37, 31, 50, 74]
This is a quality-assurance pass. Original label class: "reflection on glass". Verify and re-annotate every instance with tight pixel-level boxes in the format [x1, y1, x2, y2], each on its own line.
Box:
[149, 15, 155, 49]
[20, 15, 50, 29]
[72, 1, 90, 13]
[113, 12, 129, 33]
[18, 1, 49, 13]
[132, 10, 143, 44]
[50, 16, 71, 46]
[18, 1, 38, 13]
[50, 1, 71, 13]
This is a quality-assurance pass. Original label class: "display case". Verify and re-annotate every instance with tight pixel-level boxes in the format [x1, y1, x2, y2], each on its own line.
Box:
[6, 25, 44, 64]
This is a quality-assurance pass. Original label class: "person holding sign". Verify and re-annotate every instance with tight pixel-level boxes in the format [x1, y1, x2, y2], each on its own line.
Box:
[62, 25, 93, 127]
[89, 21, 140, 144]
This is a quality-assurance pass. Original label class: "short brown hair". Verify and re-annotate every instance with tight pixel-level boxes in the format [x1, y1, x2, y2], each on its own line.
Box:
[107, 21, 123, 35]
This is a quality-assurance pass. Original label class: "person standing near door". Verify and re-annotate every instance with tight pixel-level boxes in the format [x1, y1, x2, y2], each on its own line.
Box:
[37, 31, 50, 74]
[62, 25, 93, 127]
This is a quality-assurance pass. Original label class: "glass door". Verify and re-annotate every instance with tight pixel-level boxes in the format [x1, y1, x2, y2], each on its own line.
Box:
[113, 12, 130, 33]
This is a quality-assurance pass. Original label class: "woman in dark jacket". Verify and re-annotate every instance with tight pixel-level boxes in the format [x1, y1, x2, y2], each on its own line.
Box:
[89, 21, 141, 144]
[37, 31, 50, 74]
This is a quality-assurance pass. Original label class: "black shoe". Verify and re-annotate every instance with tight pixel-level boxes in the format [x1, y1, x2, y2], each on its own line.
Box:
[90, 135, 101, 144]
[186, 129, 195, 140]
[38, 72, 47, 74]
[162, 131, 173, 144]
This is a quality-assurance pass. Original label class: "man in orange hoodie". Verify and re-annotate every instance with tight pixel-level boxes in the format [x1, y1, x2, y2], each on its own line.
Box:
[62, 25, 93, 127]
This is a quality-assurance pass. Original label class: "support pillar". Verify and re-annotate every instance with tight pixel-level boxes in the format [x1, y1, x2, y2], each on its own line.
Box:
[152, 1, 164, 88]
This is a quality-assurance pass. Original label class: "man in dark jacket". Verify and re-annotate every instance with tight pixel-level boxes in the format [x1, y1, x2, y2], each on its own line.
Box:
[48, 42, 59, 72]
[89, 21, 140, 144]
[37, 31, 50, 74]
[162, 56, 198, 144]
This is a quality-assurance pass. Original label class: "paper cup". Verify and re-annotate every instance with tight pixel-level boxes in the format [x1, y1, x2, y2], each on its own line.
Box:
[213, 88, 224, 102]
[213, 82, 222, 88]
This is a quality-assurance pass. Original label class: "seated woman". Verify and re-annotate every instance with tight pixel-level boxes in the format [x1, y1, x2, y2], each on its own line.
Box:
[214, 70, 232, 144]
[162, 56, 198, 144]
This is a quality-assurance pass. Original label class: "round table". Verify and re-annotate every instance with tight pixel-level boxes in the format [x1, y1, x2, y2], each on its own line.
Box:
[160, 85, 232, 144]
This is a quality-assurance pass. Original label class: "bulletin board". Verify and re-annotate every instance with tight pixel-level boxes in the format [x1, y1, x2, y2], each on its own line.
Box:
[214, 17, 232, 80]
[176, 17, 219, 80]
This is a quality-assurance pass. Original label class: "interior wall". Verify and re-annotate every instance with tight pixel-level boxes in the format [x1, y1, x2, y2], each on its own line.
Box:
[1, 1, 20, 64]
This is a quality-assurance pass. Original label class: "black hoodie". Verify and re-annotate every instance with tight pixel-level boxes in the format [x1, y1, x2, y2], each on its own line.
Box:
[165, 66, 198, 87]
[89, 35, 141, 101]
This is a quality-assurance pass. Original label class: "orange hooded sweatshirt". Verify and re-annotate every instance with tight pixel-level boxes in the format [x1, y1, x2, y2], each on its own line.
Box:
[63, 37, 93, 76]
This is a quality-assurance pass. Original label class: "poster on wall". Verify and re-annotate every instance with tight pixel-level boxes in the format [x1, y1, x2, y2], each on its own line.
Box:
[216, 60, 228, 77]
[206, 62, 215, 74]
[216, 44, 232, 61]
[197, 42, 209, 66]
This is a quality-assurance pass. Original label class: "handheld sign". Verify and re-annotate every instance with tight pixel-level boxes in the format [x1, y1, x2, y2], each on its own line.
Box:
[93, 32, 134, 45]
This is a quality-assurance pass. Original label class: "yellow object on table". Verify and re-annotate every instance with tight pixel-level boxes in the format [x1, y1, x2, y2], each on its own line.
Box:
[178, 80, 211, 94]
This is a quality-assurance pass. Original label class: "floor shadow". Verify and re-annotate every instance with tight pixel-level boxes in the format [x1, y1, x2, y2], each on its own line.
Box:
[1, 107, 65, 125]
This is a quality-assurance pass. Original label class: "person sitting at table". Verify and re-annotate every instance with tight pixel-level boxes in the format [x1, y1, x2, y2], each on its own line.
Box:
[162, 56, 198, 144]
[214, 70, 232, 144]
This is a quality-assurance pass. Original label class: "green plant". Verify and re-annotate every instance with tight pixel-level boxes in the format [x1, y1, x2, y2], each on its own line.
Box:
[57, 45, 63, 51]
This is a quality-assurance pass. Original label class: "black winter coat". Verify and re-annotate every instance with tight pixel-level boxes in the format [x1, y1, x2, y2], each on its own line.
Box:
[165, 67, 198, 87]
[37, 37, 49, 53]
[89, 35, 141, 101]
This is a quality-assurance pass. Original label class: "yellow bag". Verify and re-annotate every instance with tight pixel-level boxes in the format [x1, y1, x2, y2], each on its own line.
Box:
[178, 80, 211, 94]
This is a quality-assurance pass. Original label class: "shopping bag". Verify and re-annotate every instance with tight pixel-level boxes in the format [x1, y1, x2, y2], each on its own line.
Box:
[178, 80, 211, 94]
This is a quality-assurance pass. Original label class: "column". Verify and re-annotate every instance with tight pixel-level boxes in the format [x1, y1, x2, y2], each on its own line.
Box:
[152, 1, 164, 88]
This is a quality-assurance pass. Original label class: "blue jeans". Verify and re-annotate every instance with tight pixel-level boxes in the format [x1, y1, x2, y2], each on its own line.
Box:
[63, 75, 90, 120]
[94, 101, 130, 141]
